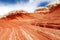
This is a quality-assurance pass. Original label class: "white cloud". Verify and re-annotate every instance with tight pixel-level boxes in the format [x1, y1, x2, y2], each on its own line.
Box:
[0, 0, 59, 17]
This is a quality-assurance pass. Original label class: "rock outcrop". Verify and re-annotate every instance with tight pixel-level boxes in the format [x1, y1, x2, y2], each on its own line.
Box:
[0, 2, 60, 40]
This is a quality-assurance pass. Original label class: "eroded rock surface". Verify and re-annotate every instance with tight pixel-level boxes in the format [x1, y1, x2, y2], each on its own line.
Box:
[0, 3, 60, 40]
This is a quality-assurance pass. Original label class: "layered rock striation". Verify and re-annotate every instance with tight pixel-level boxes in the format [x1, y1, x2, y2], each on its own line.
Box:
[0, 2, 60, 40]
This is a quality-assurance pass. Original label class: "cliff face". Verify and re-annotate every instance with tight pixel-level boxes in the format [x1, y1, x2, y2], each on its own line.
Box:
[0, 3, 60, 40]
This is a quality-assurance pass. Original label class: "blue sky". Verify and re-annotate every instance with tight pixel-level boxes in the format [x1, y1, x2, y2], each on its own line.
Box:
[0, 0, 29, 4]
[0, 0, 56, 6]
[0, 0, 59, 17]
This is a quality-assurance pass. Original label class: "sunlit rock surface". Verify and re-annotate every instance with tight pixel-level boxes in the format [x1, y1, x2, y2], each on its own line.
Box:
[0, 3, 60, 40]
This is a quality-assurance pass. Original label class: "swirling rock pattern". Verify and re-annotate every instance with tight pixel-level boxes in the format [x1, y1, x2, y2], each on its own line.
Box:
[0, 3, 60, 40]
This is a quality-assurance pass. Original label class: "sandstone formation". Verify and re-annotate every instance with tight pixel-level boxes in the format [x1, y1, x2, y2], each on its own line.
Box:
[0, 2, 60, 40]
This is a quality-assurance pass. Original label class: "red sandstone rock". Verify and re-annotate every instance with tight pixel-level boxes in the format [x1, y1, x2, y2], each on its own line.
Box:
[0, 3, 60, 40]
